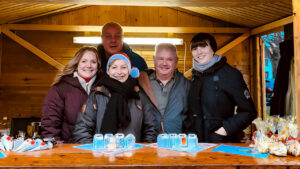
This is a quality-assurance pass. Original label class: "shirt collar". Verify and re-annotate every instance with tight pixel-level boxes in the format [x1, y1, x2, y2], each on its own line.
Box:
[149, 70, 177, 82]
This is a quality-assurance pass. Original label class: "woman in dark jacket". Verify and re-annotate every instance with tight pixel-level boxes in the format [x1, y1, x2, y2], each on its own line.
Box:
[73, 53, 158, 143]
[183, 33, 257, 143]
[41, 46, 101, 143]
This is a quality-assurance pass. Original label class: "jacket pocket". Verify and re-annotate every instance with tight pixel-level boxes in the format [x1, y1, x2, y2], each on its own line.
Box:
[205, 119, 223, 132]
[210, 132, 225, 143]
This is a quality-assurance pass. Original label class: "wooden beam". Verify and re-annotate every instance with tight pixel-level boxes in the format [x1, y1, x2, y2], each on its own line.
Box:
[123, 27, 249, 34]
[0, 25, 2, 76]
[5, 24, 250, 34]
[250, 37, 254, 99]
[6, 24, 103, 32]
[258, 27, 284, 36]
[0, 30, 2, 76]
[184, 33, 250, 77]
[251, 15, 293, 35]
[8, 5, 87, 24]
[216, 33, 250, 54]
[255, 36, 262, 118]
[1, 28, 64, 70]
[3, 0, 284, 7]
[261, 38, 266, 119]
[293, 0, 300, 136]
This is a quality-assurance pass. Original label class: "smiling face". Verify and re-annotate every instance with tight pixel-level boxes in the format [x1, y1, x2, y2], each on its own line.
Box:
[107, 59, 130, 83]
[191, 42, 214, 64]
[154, 48, 177, 79]
[77, 51, 98, 79]
[101, 25, 123, 57]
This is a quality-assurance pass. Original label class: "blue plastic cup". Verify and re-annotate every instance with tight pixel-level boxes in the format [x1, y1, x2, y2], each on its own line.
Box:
[187, 134, 198, 149]
[93, 134, 104, 150]
[157, 134, 170, 148]
[178, 133, 187, 148]
[169, 133, 179, 149]
[115, 133, 125, 148]
[124, 134, 135, 149]
[104, 133, 116, 150]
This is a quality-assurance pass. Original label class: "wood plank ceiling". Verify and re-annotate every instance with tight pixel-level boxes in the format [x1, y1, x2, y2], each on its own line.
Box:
[0, 1, 84, 24]
[184, 1, 292, 27]
[0, 0, 293, 28]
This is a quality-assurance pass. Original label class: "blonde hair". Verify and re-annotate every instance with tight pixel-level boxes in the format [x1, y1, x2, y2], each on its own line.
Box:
[154, 43, 178, 59]
[52, 46, 101, 85]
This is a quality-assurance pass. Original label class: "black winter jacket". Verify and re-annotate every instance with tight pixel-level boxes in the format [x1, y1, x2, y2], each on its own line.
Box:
[73, 86, 158, 143]
[184, 58, 257, 143]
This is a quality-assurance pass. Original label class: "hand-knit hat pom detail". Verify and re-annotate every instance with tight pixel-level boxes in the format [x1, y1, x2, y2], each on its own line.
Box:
[130, 67, 140, 78]
[106, 52, 140, 78]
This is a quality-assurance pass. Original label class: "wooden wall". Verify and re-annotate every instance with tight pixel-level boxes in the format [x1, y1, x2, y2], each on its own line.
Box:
[294, 0, 300, 135]
[0, 5, 251, 130]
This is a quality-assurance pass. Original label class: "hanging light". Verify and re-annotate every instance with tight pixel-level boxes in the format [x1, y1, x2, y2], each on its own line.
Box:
[73, 37, 183, 45]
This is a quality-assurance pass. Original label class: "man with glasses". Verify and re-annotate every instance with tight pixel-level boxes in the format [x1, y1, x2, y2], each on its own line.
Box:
[98, 22, 148, 72]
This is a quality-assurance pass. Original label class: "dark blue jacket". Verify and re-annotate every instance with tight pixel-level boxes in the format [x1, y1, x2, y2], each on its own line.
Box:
[138, 70, 190, 134]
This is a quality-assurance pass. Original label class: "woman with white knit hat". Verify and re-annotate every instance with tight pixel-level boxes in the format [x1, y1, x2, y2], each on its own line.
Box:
[73, 52, 158, 143]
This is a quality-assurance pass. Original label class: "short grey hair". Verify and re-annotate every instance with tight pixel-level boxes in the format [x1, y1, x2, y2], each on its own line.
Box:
[101, 22, 123, 35]
[154, 43, 178, 58]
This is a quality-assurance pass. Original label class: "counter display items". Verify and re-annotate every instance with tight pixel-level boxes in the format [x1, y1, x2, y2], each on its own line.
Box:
[93, 133, 136, 150]
[74, 133, 216, 155]
[149, 133, 216, 153]
[74, 133, 145, 155]
[251, 116, 300, 156]
[0, 135, 53, 152]
[1, 130, 300, 168]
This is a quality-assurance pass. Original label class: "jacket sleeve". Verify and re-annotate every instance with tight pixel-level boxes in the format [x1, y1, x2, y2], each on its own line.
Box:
[183, 78, 191, 114]
[41, 86, 64, 141]
[140, 93, 158, 143]
[181, 76, 192, 133]
[72, 94, 97, 143]
[222, 70, 257, 136]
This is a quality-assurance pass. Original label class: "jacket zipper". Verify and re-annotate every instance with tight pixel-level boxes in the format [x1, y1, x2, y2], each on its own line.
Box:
[160, 73, 178, 133]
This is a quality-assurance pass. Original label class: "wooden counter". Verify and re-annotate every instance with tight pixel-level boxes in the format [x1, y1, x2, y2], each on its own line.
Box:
[0, 143, 300, 169]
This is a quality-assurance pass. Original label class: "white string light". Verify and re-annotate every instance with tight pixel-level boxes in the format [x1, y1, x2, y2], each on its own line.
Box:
[73, 37, 183, 45]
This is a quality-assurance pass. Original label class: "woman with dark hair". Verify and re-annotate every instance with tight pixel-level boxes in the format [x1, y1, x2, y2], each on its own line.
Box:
[41, 46, 101, 143]
[183, 33, 257, 143]
[73, 53, 157, 143]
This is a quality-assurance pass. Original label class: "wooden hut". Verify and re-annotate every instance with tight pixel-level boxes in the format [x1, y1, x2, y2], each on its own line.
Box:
[0, 0, 297, 134]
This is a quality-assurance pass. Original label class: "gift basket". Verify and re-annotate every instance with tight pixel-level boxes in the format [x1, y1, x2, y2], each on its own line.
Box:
[251, 116, 300, 156]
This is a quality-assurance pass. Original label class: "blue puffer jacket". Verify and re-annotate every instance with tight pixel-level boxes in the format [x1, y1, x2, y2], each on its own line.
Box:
[138, 70, 190, 134]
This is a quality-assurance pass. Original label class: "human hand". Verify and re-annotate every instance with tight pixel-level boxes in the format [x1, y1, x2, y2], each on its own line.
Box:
[214, 127, 227, 136]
